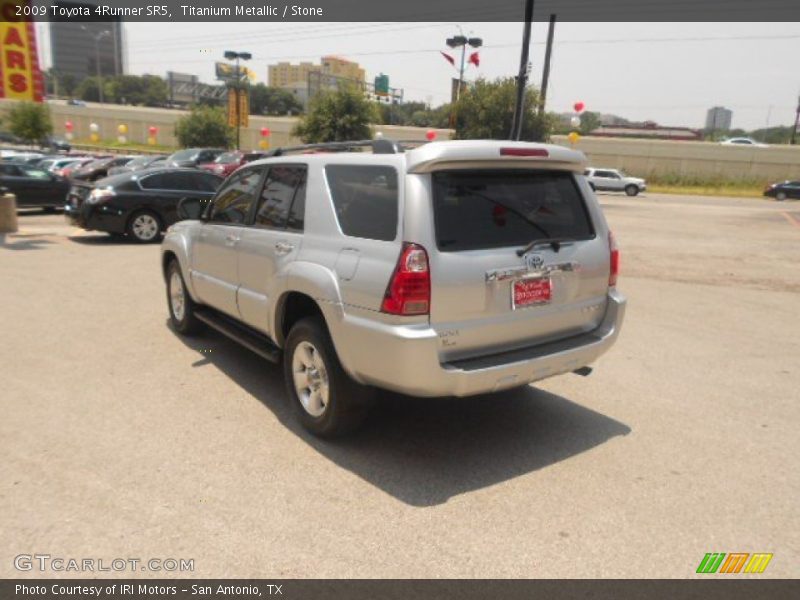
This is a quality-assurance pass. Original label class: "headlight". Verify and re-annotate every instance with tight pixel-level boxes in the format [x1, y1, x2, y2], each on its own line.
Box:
[86, 189, 115, 204]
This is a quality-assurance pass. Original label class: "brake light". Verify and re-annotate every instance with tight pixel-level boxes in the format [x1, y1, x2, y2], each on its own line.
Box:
[381, 243, 431, 315]
[608, 231, 620, 287]
[500, 147, 549, 157]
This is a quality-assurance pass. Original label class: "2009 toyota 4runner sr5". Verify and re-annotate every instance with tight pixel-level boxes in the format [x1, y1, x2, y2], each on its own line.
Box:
[162, 139, 626, 436]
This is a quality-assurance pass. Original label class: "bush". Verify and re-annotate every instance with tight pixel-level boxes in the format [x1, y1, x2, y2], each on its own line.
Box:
[174, 106, 233, 148]
[293, 85, 376, 143]
[7, 101, 52, 144]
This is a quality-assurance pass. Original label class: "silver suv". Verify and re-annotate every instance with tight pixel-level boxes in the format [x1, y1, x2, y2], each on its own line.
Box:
[162, 140, 626, 436]
[584, 168, 646, 196]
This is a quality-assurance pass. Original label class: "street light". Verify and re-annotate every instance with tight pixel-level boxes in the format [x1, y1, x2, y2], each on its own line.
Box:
[224, 50, 252, 150]
[81, 26, 110, 104]
[445, 32, 482, 102]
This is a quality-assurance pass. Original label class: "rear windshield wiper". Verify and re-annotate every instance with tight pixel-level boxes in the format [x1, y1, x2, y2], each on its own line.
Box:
[454, 187, 554, 241]
[516, 237, 575, 256]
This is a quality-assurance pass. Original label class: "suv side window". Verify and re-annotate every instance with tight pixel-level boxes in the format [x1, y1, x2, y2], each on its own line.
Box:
[207, 167, 264, 224]
[254, 165, 307, 230]
[325, 165, 398, 241]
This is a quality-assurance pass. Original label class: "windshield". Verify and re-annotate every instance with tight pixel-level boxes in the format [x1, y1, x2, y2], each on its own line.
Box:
[432, 170, 594, 252]
[215, 152, 241, 164]
[20, 167, 50, 179]
[169, 149, 199, 161]
[127, 156, 154, 167]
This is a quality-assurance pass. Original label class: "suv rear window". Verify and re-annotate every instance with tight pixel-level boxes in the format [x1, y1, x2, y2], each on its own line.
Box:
[325, 165, 398, 241]
[432, 170, 593, 252]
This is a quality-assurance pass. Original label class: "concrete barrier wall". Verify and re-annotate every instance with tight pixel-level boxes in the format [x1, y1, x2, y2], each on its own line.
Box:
[0, 99, 452, 152]
[552, 135, 800, 181]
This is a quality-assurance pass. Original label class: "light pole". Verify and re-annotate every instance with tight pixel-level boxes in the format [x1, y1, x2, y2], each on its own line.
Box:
[224, 50, 252, 150]
[446, 31, 482, 103]
[81, 26, 110, 103]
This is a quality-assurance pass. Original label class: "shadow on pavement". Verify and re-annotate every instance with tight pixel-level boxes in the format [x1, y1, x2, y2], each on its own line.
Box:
[171, 321, 631, 507]
[68, 234, 137, 245]
[0, 235, 55, 251]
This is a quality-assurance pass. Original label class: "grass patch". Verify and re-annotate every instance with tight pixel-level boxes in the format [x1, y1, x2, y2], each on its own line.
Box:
[71, 139, 176, 153]
[642, 173, 767, 198]
[647, 184, 764, 198]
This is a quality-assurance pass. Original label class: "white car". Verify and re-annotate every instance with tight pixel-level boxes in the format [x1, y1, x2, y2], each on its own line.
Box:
[720, 137, 769, 148]
[584, 168, 647, 196]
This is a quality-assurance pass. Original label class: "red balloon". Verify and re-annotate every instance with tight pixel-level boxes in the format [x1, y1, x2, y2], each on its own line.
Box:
[148, 126, 158, 135]
[574, 101, 585, 113]
[65, 121, 73, 131]
[260, 127, 271, 137]
[425, 130, 437, 141]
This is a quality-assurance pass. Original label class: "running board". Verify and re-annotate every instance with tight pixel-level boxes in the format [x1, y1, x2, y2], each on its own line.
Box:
[194, 308, 281, 363]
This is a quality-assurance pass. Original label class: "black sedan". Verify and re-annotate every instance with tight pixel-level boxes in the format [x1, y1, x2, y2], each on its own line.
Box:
[764, 180, 800, 201]
[0, 161, 70, 211]
[166, 148, 227, 169]
[71, 156, 135, 182]
[65, 168, 224, 243]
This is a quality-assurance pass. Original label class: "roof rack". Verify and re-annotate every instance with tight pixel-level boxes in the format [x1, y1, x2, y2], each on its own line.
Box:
[265, 138, 429, 157]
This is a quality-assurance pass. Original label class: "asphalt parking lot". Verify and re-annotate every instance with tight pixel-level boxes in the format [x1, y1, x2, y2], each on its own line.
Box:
[1, 193, 798, 578]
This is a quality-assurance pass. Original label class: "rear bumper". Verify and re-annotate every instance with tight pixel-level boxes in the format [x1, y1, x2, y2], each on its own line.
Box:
[337, 290, 627, 397]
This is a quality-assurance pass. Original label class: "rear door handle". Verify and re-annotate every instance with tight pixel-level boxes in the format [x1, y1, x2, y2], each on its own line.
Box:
[275, 241, 295, 255]
[225, 234, 240, 246]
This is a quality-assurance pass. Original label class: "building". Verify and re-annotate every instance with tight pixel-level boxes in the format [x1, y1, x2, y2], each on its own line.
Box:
[320, 56, 365, 82]
[268, 61, 319, 88]
[268, 56, 365, 89]
[49, 2, 125, 83]
[705, 106, 733, 132]
[591, 122, 703, 141]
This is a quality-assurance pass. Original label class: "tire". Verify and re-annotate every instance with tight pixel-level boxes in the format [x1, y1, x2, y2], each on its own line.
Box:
[166, 259, 203, 335]
[776, 191, 787, 201]
[625, 185, 639, 197]
[127, 210, 162, 243]
[283, 317, 372, 437]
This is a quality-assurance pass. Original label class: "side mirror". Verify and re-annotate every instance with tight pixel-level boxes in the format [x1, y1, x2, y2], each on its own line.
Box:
[176, 197, 207, 221]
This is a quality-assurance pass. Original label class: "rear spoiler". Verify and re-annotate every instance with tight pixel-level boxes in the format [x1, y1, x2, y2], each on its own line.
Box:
[405, 141, 587, 174]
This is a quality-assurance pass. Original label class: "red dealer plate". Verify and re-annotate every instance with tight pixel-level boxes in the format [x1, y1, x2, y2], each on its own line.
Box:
[513, 277, 552, 309]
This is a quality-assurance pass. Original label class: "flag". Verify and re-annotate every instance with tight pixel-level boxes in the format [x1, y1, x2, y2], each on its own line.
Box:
[468, 51, 480, 67]
[440, 51, 455, 66]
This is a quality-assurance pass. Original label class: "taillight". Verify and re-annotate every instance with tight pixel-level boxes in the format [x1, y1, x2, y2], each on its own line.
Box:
[381, 243, 431, 315]
[608, 231, 620, 287]
[500, 147, 549, 157]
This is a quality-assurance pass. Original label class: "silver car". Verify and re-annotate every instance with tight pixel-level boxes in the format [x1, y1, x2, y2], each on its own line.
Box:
[585, 167, 646, 196]
[162, 140, 626, 436]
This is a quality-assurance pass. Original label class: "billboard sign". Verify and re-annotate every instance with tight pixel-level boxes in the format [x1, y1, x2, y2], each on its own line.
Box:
[0, 0, 45, 102]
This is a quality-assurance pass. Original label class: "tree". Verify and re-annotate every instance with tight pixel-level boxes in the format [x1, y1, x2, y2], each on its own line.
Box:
[7, 101, 52, 144]
[76, 77, 102, 102]
[60, 74, 77, 98]
[452, 77, 552, 142]
[249, 84, 304, 116]
[174, 105, 232, 148]
[293, 85, 377, 143]
[578, 111, 602, 135]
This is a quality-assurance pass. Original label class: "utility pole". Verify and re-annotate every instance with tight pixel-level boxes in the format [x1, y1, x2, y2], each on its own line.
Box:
[538, 14, 556, 119]
[510, 0, 534, 140]
[792, 94, 800, 145]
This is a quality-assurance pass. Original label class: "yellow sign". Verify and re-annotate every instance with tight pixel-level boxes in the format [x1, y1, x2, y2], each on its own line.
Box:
[238, 91, 249, 127]
[227, 87, 249, 127]
[0, 0, 45, 102]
